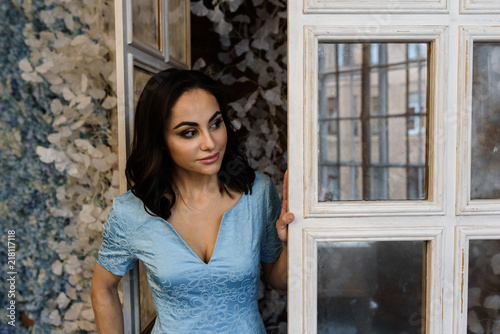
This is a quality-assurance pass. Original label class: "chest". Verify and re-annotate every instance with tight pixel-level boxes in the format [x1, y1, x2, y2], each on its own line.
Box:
[168, 194, 242, 264]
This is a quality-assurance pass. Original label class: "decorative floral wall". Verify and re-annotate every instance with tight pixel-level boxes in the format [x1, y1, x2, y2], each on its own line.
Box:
[0, 0, 287, 333]
[1, 0, 116, 332]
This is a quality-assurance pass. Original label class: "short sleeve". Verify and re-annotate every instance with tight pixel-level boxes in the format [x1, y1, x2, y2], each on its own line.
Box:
[97, 205, 136, 276]
[260, 177, 283, 263]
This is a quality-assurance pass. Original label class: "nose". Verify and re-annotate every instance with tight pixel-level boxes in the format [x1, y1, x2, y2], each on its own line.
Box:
[200, 131, 216, 151]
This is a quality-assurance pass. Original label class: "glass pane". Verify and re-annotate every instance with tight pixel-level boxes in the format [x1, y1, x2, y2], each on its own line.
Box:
[168, 0, 187, 64]
[133, 66, 154, 109]
[139, 260, 156, 331]
[471, 43, 500, 199]
[467, 240, 500, 334]
[132, 0, 160, 50]
[318, 43, 428, 201]
[317, 241, 425, 334]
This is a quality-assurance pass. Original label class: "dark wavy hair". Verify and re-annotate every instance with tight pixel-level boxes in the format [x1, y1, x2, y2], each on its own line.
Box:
[125, 68, 255, 220]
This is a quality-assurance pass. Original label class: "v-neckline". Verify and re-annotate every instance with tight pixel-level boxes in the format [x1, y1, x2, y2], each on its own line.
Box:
[163, 192, 246, 265]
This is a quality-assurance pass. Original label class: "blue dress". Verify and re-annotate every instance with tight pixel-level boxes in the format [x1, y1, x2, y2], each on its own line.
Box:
[97, 172, 283, 333]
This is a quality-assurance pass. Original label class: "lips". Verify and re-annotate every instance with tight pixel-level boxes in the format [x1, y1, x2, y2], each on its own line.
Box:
[198, 152, 220, 164]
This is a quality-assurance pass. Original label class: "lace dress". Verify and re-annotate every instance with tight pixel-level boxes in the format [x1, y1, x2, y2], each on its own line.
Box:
[97, 172, 283, 333]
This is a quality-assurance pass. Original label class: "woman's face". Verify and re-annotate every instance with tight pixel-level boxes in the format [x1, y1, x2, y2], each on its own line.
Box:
[165, 89, 227, 178]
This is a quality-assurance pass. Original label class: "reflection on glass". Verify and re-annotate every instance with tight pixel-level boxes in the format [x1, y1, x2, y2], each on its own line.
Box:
[139, 260, 156, 331]
[134, 66, 157, 331]
[134, 66, 154, 109]
[468, 240, 500, 334]
[318, 43, 428, 201]
[168, 0, 187, 64]
[132, 0, 160, 50]
[471, 43, 500, 200]
[317, 241, 425, 334]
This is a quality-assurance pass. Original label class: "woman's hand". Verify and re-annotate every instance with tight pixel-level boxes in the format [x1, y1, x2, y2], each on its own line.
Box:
[276, 170, 294, 244]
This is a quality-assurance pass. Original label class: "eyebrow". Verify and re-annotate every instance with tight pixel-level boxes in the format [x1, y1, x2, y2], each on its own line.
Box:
[173, 111, 222, 130]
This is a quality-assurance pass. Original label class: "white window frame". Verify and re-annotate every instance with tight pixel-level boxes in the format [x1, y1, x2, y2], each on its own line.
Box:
[303, 25, 447, 218]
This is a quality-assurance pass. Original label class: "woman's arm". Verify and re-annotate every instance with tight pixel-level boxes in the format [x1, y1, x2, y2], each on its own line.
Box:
[262, 171, 294, 295]
[91, 263, 125, 334]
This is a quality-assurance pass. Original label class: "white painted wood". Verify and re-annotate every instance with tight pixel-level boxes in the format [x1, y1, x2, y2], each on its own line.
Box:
[303, 227, 444, 333]
[304, 25, 447, 218]
[456, 26, 500, 216]
[288, 1, 500, 334]
[304, 0, 448, 14]
[460, 0, 500, 14]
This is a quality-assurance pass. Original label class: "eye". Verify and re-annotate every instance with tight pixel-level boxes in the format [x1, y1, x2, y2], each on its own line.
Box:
[211, 118, 224, 130]
[181, 129, 197, 138]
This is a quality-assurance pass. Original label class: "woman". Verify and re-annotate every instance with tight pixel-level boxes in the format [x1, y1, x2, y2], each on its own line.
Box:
[91, 68, 294, 333]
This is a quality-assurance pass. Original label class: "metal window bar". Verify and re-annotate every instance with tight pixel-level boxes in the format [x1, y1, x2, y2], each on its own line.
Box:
[318, 43, 428, 201]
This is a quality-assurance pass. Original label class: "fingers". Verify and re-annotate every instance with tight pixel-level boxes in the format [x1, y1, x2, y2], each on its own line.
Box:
[283, 170, 289, 210]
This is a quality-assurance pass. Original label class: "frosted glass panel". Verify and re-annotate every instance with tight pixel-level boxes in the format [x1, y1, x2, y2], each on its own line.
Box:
[168, 0, 187, 64]
[317, 241, 424, 334]
[471, 43, 500, 199]
[132, 0, 160, 50]
[467, 239, 500, 334]
[318, 43, 428, 201]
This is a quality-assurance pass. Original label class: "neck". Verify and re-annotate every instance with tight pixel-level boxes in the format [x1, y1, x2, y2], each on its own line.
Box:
[172, 170, 222, 203]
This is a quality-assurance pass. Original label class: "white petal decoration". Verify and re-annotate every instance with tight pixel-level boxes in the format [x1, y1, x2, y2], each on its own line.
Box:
[101, 96, 117, 109]
[51, 261, 63, 276]
[192, 58, 206, 70]
[235, 39, 249, 57]
[51, 99, 63, 114]
[215, 19, 233, 36]
[191, 1, 209, 16]
[93, 158, 111, 172]
[262, 88, 283, 106]
[64, 13, 74, 31]
[491, 253, 500, 275]
[21, 72, 43, 83]
[469, 287, 482, 307]
[251, 38, 269, 50]
[35, 60, 54, 74]
[74, 139, 104, 158]
[49, 309, 61, 326]
[220, 74, 237, 85]
[47, 133, 61, 144]
[81, 74, 88, 93]
[265, 140, 276, 157]
[468, 310, 485, 334]
[233, 14, 251, 23]
[79, 205, 96, 224]
[53, 116, 67, 127]
[64, 302, 83, 321]
[45, 72, 63, 85]
[40, 10, 56, 25]
[207, 7, 223, 22]
[55, 292, 71, 309]
[232, 119, 242, 130]
[484, 295, 500, 310]
[62, 87, 76, 101]
[245, 91, 259, 112]
[75, 95, 92, 110]
[228, 0, 244, 12]
[218, 52, 232, 65]
[19, 58, 33, 72]
[81, 308, 95, 321]
[36, 146, 58, 164]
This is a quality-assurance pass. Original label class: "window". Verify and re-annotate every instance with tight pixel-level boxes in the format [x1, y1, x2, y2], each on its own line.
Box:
[318, 43, 428, 201]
